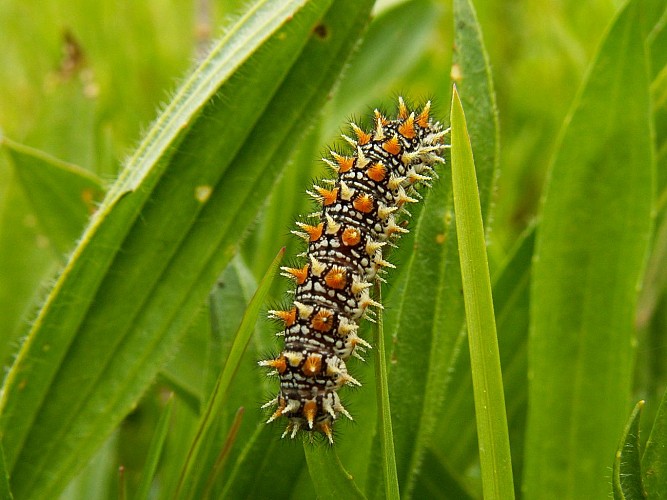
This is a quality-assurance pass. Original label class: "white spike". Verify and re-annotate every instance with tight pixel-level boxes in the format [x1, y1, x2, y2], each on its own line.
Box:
[335, 399, 353, 420]
[309, 255, 326, 276]
[342, 134, 357, 147]
[326, 214, 340, 234]
[291, 230, 309, 241]
[351, 279, 372, 295]
[261, 396, 278, 409]
[374, 113, 385, 140]
[356, 146, 370, 169]
[377, 203, 398, 220]
[339, 180, 354, 201]
[294, 301, 314, 319]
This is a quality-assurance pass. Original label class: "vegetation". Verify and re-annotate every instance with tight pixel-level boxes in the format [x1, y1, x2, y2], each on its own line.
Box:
[0, 0, 665, 498]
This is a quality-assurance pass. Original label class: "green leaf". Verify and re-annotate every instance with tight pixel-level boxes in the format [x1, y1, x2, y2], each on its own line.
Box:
[0, 161, 58, 368]
[0, 440, 11, 500]
[523, 0, 654, 497]
[135, 394, 174, 500]
[304, 446, 366, 500]
[374, 0, 500, 496]
[373, 287, 399, 500]
[451, 0, 500, 223]
[2, 138, 104, 255]
[612, 401, 646, 500]
[0, 0, 376, 496]
[451, 85, 515, 500]
[432, 226, 534, 487]
[642, 386, 667, 495]
[221, 425, 308, 499]
[175, 247, 284, 499]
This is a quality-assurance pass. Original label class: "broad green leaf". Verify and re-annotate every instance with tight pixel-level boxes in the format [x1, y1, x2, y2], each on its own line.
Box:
[0, 0, 375, 496]
[243, 120, 323, 282]
[643, 386, 667, 495]
[304, 446, 366, 500]
[3, 138, 104, 255]
[612, 401, 646, 500]
[451, 86, 515, 500]
[523, 1, 654, 498]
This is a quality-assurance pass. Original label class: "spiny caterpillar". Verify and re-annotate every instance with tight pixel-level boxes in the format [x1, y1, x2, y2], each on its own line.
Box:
[259, 98, 448, 443]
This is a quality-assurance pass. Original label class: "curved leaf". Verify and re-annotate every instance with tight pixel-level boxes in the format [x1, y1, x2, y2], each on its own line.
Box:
[612, 401, 646, 499]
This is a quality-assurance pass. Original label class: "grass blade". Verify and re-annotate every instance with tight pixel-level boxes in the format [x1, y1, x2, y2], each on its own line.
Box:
[135, 394, 174, 500]
[450, 85, 515, 499]
[175, 247, 284, 498]
[374, 286, 400, 500]
[432, 226, 534, 488]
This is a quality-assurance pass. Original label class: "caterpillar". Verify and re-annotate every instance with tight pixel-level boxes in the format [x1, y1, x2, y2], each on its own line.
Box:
[259, 98, 448, 443]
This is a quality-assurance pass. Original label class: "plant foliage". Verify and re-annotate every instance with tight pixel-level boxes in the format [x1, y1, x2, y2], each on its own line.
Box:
[0, 0, 664, 498]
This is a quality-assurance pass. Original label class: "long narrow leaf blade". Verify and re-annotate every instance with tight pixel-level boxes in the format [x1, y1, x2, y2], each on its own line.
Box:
[450, 86, 515, 500]
[432, 226, 534, 486]
[373, 287, 399, 500]
[523, 0, 654, 497]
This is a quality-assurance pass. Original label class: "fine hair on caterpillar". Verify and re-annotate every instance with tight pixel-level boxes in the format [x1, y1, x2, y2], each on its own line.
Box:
[259, 97, 449, 443]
